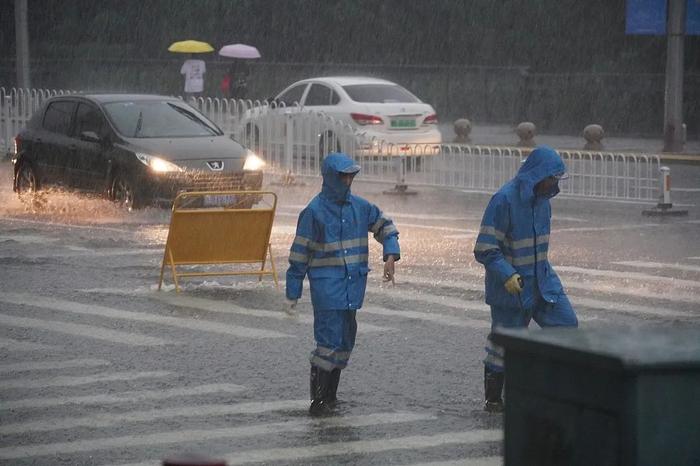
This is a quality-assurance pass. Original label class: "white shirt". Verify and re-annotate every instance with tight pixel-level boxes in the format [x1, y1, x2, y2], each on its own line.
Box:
[180, 59, 206, 93]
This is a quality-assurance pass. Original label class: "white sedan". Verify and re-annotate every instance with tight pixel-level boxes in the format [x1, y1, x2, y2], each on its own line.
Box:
[241, 76, 442, 157]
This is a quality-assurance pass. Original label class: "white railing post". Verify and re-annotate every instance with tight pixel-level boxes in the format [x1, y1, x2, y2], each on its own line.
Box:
[2, 96, 12, 157]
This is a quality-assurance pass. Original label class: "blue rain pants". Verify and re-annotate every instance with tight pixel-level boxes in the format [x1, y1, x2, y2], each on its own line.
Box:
[309, 308, 357, 371]
[484, 290, 578, 373]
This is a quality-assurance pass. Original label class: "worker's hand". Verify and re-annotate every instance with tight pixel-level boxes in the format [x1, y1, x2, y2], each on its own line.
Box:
[285, 298, 298, 316]
[504, 273, 523, 294]
[383, 255, 396, 285]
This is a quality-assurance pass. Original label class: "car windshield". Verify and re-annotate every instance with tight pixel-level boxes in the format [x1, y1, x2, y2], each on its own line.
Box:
[103, 101, 221, 138]
[342, 84, 420, 103]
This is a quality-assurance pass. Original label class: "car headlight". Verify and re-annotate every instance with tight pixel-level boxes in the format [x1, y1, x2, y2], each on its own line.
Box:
[243, 150, 265, 171]
[135, 153, 183, 173]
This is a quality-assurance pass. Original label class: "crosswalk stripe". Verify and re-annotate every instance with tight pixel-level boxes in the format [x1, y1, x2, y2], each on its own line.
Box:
[0, 248, 161, 259]
[0, 336, 61, 352]
[0, 358, 110, 373]
[0, 313, 168, 346]
[1, 383, 246, 411]
[556, 265, 700, 289]
[0, 293, 291, 339]
[391, 274, 700, 310]
[363, 305, 491, 329]
[0, 411, 433, 458]
[613, 260, 700, 273]
[0, 399, 310, 434]
[402, 458, 502, 466]
[0, 370, 171, 391]
[223, 430, 501, 466]
[115, 289, 392, 334]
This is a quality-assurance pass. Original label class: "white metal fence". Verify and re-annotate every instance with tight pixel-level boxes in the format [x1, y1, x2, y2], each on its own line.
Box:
[1, 87, 661, 201]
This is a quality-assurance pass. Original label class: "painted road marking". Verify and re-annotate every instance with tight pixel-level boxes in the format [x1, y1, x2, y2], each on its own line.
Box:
[363, 305, 491, 329]
[0, 247, 161, 259]
[0, 399, 310, 435]
[79, 288, 393, 333]
[0, 358, 109, 373]
[2, 412, 435, 460]
[220, 430, 502, 466]
[0, 293, 291, 339]
[402, 458, 502, 466]
[0, 337, 61, 352]
[556, 265, 700, 289]
[613, 260, 700, 274]
[0, 370, 171, 391]
[0, 234, 59, 244]
[1, 383, 246, 411]
[0, 313, 168, 346]
[391, 270, 700, 306]
[374, 277, 694, 319]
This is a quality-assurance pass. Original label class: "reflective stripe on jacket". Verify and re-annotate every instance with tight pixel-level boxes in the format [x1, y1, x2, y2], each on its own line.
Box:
[286, 153, 400, 311]
[473, 146, 566, 309]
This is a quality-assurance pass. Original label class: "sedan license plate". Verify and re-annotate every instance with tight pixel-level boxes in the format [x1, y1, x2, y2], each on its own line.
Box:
[390, 118, 416, 129]
[203, 194, 237, 207]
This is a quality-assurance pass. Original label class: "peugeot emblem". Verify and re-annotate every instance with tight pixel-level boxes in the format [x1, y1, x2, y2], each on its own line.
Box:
[207, 161, 224, 171]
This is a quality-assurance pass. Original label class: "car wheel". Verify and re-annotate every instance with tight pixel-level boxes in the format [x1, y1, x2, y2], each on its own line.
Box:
[15, 162, 44, 209]
[16, 162, 38, 194]
[110, 174, 142, 211]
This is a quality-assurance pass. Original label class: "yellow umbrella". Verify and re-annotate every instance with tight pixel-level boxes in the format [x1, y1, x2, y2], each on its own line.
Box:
[168, 40, 214, 53]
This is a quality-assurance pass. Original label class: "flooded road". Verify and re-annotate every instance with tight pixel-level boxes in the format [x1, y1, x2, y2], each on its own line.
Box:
[1, 160, 699, 465]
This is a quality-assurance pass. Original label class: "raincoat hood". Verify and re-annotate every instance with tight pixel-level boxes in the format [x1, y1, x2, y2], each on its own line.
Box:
[321, 153, 361, 203]
[516, 145, 567, 201]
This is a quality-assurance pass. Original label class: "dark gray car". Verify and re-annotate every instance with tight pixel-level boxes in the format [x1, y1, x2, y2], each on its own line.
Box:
[12, 94, 264, 209]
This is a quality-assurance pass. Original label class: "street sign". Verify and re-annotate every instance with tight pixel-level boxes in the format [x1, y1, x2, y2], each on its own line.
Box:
[626, 0, 700, 35]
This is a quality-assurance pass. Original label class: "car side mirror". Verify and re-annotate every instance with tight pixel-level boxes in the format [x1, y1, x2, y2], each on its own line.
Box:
[80, 131, 101, 143]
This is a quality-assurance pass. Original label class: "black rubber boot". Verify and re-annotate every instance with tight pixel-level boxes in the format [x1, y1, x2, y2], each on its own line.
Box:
[309, 366, 333, 416]
[327, 368, 341, 405]
[484, 366, 505, 413]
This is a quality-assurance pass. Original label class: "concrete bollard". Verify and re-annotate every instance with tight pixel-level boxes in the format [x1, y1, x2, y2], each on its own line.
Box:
[515, 122, 536, 147]
[583, 124, 604, 150]
[452, 118, 472, 143]
[642, 166, 688, 216]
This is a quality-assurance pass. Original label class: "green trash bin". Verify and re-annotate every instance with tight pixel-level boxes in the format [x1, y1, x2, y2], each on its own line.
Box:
[491, 327, 700, 466]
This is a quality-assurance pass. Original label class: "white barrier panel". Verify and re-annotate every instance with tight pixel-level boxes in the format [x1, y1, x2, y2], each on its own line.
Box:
[0, 87, 661, 201]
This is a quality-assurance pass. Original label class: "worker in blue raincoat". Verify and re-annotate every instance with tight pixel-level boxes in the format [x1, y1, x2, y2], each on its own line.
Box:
[473, 145, 578, 413]
[286, 152, 400, 416]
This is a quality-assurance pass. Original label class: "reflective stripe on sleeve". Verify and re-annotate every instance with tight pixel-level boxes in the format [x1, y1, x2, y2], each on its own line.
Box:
[474, 242, 500, 252]
[288, 251, 310, 264]
[293, 236, 311, 248]
[370, 217, 388, 234]
[479, 226, 506, 241]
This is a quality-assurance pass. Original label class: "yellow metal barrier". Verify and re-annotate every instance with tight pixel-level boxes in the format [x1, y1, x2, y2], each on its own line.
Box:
[158, 191, 278, 292]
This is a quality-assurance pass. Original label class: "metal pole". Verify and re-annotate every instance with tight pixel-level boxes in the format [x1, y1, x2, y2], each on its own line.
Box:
[662, 0, 686, 153]
[15, 0, 31, 90]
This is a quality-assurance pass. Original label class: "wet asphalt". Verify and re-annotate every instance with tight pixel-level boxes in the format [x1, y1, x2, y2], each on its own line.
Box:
[0, 160, 699, 465]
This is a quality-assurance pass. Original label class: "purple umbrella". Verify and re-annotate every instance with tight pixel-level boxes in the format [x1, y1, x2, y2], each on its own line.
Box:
[218, 44, 261, 59]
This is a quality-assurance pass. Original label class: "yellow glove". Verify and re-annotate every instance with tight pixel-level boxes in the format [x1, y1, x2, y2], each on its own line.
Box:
[504, 274, 523, 294]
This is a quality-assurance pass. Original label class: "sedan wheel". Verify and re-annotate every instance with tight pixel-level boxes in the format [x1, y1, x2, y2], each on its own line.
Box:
[16, 163, 37, 194]
[110, 175, 140, 211]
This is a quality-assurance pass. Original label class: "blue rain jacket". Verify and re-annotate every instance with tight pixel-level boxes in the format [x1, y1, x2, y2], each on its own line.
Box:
[474, 146, 566, 310]
[286, 153, 400, 311]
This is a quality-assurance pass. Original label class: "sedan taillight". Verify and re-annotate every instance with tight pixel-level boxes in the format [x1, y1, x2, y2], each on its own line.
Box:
[423, 114, 438, 125]
[351, 113, 383, 125]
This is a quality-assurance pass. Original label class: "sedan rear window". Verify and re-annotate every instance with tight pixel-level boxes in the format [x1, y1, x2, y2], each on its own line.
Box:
[342, 84, 420, 103]
[103, 101, 221, 138]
